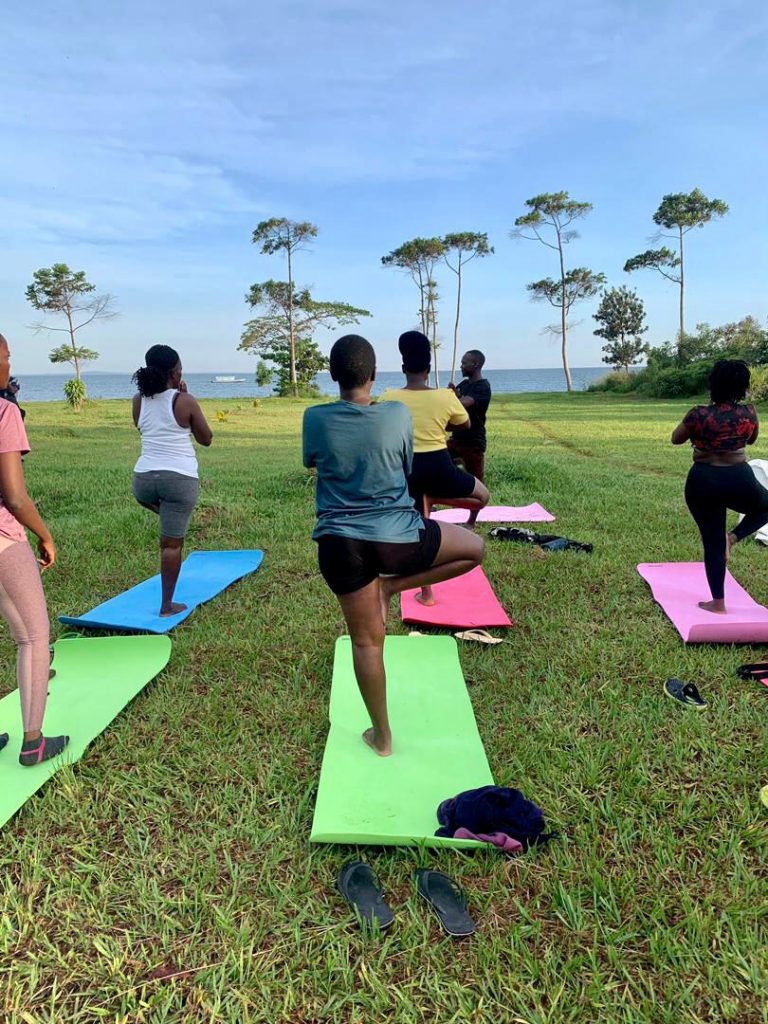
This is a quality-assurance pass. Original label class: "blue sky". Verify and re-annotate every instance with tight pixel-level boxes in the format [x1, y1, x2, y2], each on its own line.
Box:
[2, 0, 766, 375]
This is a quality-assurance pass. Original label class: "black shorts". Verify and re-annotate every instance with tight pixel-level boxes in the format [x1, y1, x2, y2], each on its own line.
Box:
[317, 518, 442, 595]
[408, 449, 476, 510]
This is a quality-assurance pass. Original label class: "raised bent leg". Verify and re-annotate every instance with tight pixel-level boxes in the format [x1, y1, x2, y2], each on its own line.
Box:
[337, 580, 391, 756]
[381, 521, 485, 612]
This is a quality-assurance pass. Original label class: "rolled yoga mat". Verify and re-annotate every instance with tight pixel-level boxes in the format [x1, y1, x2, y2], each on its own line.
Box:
[431, 503, 555, 524]
[401, 565, 513, 629]
[60, 549, 264, 634]
[311, 635, 494, 847]
[637, 562, 768, 643]
[0, 634, 171, 828]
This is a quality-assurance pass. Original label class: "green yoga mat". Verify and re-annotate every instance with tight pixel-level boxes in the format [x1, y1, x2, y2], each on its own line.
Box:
[311, 635, 494, 847]
[0, 634, 171, 829]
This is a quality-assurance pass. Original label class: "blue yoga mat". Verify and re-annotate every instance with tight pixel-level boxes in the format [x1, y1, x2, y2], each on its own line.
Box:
[59, 549, 264, 634]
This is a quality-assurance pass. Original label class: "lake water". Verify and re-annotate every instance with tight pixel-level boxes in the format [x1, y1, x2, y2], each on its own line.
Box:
[16, 366, 609, 403]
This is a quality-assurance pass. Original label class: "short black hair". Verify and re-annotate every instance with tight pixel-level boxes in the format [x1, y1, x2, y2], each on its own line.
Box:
[709, 358, 750, 404]
[399, 331, 431, 373]
[464, 349, 486, 368]
[329, 335, 376, 389]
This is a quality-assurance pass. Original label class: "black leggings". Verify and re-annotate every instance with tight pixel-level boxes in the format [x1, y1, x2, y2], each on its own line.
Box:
[684, 461, 768, 600]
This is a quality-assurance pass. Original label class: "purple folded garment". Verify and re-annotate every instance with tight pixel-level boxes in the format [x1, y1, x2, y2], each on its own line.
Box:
[454, 828, 523, 853]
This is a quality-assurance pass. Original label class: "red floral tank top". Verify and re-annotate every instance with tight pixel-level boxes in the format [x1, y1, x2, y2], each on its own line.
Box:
[683, 402, 758, 452]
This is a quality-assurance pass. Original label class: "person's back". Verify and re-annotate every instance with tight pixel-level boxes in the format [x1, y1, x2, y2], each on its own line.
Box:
[379, 386, 467, 452]
[135, 388, 198, 478]
[303, 399, 421, 541]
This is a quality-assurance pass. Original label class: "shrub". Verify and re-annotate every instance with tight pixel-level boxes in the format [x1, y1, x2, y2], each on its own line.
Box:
[63, 377, 87, 411]
[749, 366, 768, 403]
[587, 371, 638, 394]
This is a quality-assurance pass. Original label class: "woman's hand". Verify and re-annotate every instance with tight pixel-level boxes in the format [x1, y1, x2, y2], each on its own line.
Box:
[37, 535, 56, 570]
[178, 380, 188, 394]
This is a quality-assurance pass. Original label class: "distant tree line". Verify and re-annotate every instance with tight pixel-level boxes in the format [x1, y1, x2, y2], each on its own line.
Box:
[25, 185, 750, 405]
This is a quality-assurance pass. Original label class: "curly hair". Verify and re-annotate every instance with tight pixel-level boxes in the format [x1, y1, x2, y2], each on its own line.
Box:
[133, 345, 180, 398]
[709, 359, 750, 405]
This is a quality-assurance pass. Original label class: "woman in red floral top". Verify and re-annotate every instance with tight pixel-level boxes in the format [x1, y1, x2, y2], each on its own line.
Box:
[672, 359, 768, 613]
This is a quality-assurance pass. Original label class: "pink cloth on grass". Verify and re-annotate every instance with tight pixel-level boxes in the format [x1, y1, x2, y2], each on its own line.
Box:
[430, 503, 555, 524]
[454, 828, 523, 853]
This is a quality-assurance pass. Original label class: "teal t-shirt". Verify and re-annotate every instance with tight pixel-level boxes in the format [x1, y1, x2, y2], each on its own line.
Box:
[302, 400, 423, 542]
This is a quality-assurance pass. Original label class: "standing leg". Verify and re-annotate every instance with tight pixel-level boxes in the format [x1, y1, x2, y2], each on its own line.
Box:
[0, 541, 69, 763]
[685, 468, 728, 611]
[159, 536, 186, 616]
[337, 580, 391, 756]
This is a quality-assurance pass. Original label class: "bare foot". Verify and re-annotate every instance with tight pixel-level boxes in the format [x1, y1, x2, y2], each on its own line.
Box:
[415, 586, 436, 607]
[460, 522, 477, 532]
[363, 727, 392, 757]
[159, 602, 187, 617]
[698, 599, 727, 614]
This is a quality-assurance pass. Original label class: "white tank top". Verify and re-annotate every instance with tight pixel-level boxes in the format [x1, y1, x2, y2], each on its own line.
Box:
[134, 390, 198, 478]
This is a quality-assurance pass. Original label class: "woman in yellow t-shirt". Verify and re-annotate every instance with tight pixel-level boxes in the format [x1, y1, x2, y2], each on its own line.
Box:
[380, 331, 490, 604]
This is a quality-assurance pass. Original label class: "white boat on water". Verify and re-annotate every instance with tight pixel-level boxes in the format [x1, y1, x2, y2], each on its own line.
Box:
[211, 375, 247, 383]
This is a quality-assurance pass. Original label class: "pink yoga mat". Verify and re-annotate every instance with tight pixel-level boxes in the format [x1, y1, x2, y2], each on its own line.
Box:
[431, 503, 555, 524]
[637, 562, 768, 643]
[401, 566, 513, 629]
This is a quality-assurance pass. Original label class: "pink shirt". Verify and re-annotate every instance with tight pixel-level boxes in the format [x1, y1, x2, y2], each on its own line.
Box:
[0, 399, 30, 543]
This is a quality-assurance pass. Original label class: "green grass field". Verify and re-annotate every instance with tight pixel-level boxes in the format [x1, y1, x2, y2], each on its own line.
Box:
[1, 392, 766, 1024]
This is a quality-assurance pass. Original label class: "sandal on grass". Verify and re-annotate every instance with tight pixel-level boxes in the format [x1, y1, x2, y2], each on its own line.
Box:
[664, 678, 707, 709]
[454, 629, 506, 646]
[415, 869, 475, 937]
[0, 733, 8, 752]
[337, 861, 394, 930]
[736, 662, 768, 681]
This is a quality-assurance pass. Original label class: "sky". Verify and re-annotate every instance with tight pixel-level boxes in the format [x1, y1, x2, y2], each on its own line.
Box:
[2, 0, 767, 375]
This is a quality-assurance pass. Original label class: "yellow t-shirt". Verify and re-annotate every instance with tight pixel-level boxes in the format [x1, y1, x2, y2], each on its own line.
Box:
[379, 387, 469, 453]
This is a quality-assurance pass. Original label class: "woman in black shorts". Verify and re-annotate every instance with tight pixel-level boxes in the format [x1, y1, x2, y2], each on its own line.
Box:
[672, 358, 768, 613]
[381, 331, 489, 604]
[303, 335, 484, 756]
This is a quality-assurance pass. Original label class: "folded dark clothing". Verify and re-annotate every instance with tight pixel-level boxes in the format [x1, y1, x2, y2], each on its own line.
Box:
[490, 527, 593, 553]
[436, 785, 556, 849]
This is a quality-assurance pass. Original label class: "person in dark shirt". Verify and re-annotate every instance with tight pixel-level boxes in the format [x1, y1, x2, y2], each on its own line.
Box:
[672, 358, 768, 613]
[447, 350, 491, 527]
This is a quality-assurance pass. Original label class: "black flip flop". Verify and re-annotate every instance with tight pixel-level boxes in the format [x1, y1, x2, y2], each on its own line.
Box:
[415, 869, 475, 937]
[736, 662, 768, 681]
[664, 678, 707, 709]
[336, 861, 394, 929]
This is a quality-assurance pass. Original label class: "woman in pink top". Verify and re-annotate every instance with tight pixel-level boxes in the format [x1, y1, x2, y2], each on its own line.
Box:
[0, 334, 69, 765]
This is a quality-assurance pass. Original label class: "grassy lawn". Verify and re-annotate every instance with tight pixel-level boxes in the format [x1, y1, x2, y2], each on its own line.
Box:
[1, 391, 766, 1024]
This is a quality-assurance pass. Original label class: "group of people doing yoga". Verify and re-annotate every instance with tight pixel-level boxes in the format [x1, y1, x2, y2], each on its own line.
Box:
[0, 323, 764, 766]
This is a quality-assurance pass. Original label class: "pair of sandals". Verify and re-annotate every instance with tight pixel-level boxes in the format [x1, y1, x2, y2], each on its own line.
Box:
[337, 862, 475, 937]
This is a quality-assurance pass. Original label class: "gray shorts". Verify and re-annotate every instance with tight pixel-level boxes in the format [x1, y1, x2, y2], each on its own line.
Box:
[132, 471, 200, 539]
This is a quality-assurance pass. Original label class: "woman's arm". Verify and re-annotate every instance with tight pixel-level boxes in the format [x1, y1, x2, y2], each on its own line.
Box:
[173, 393, 213, 446]
[671, 421, 690, 445]
[0, 451, 55, 567]
[132, 393, 141, 427]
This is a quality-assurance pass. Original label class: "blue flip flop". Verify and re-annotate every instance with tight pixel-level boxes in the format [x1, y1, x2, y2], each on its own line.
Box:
[664, 678, 707, 709]
[337, 861, 394, 930]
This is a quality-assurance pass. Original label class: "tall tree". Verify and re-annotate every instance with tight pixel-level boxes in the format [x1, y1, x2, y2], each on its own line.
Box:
[240, 280, 370, 396]
[25, 263, 116, 381]
[382, 237, 445, 384]
[593, 285, 649, 373]
[252, 218, 318, 396]
[624, 188, 728, 343]
[442, 232, 493, 383]
[511, 192, 599, 391]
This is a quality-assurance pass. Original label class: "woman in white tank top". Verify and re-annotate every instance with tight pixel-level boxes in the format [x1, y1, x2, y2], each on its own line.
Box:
[132, 345, 213, 617]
